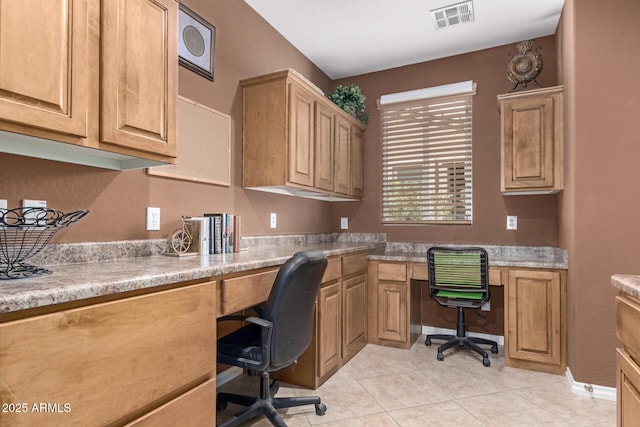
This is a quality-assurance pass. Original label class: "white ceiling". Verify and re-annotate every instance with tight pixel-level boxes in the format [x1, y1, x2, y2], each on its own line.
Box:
[244, 0, 565, 79]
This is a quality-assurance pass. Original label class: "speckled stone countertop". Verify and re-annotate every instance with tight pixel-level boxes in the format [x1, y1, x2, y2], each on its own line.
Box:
[0, 241, 379, 314]
[369, 242, 568, 270]
[612, 274, 640, 299]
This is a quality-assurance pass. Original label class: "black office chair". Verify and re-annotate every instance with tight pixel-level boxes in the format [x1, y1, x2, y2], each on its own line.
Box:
[216, 250, 328, 427]
[424, 247, 498, 367]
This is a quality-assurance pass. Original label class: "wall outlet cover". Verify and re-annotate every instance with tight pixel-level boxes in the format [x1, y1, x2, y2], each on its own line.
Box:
[340, 217, 349, 229]
[146, 207, 161, 231]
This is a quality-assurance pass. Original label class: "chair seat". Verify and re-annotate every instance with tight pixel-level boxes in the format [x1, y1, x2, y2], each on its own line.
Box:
[435, 290, 483, 300]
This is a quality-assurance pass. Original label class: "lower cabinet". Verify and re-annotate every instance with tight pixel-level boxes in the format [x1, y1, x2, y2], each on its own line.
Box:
[367, 261, 422, 349]
[0, 281, 217, 427]
[278, 252, 367, 389]
[616, 293, 640, 425]
[505, 268, 566, 374]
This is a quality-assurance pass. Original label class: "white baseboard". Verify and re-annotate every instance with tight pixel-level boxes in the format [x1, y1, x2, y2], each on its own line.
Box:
[421, 325, 505, 346]
[565, 367, 617, 401]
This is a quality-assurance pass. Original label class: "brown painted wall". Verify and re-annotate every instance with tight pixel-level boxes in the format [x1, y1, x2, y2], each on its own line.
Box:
[0, 0, 335, 242]
[332, 37, 560, 246]
[559, 0, 640, 388]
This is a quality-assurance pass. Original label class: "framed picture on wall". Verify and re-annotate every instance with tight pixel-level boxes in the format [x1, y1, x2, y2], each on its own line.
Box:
[178, 4, 215, 81]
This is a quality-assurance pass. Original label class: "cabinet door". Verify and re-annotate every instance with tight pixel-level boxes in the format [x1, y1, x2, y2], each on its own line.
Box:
[318, 281, 341, 378]
[0, 0, 89, 137]
[0, 282, 216, 427]
[506, 269, 561, 365]
[377, 282, 408, 343]
[315, 102, 334, 191]
[501, 89, 562, 192]
[288, 82, 315, 187]
[351, 127, 365, 198]
[101, 0, 178, 158]
[618, 349, 640, 426]
[342, 274, 367, 361]
[334, 116, 351, 195]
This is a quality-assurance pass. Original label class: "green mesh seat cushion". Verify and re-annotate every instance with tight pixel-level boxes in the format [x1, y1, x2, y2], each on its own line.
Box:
[435, 290, 484, 300]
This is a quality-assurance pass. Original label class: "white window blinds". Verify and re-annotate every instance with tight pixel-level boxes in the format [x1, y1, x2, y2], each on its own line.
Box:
[379, 82, 475, 224]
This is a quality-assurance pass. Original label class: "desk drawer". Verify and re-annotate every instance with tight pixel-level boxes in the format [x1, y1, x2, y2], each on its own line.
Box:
[378, 262, 407, 282]
[322, 256, 341, 283]
[342, 252, 367, 277]
[617, 294, 640, 360]
[220, 268, 278, 315]
[489, 268, 503, 286]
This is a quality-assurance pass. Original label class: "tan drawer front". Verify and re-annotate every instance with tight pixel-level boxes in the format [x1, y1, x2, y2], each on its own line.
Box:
[489, 268, 502, 286]
[342, 252, 367, 277]
[322, 256, 342, 283]
[221, 268, 278, 315]
[617, 295, 640, 360]
[378, 262, 407, 282]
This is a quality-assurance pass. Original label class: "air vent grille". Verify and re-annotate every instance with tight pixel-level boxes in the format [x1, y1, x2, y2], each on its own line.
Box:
[431, 1, 474, 30]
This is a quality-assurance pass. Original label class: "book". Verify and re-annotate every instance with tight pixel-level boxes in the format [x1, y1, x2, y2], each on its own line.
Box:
[204, 213, 223, 254]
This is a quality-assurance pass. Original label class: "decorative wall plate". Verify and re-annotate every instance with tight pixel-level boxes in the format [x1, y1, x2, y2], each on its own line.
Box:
[507, 40, 543, 91]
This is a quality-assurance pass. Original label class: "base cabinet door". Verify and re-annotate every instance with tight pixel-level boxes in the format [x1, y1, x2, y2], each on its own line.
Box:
[318, 281, 341, 379]
[505, 269, 566, 374]
[618, 349, 640, 426]
[378, 282, 408, 343]
[342, 273, 367, 361]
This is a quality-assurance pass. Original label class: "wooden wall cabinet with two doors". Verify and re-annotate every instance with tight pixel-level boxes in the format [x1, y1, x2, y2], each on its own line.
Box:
[498, 86, 564, 195]
[277, 252, 368, 389]
[242, 69, 365, 201]
[0, 281, 217, 427]
[0, 0, 178, 169]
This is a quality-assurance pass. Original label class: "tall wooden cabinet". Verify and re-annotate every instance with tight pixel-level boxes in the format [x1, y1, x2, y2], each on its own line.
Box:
[505, 268, 567, 374]
[0, 0, 178, 168]
[0, 281, 216, 426]
[278, 252, 368, 389]
[498, 86, 563, 195]
[242, 70, 365, 201]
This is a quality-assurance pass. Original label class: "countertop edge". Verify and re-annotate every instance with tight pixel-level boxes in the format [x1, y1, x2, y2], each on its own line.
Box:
[612, 274, 640, 299]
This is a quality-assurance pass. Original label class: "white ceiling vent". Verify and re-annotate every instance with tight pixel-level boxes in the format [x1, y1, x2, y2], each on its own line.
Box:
[430, 1, 475, 30]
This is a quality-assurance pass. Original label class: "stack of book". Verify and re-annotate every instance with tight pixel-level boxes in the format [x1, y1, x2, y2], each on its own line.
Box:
[188, 214, 241, 254]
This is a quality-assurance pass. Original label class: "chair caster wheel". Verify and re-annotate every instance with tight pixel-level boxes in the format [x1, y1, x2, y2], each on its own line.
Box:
[216, 400, 228, 411]
[483, 357, 491, 367]
[437, 352, 444, 361]
[425, 338, 432, 346]
[315, 403, 326, 416]
[491, 345, 499, 354]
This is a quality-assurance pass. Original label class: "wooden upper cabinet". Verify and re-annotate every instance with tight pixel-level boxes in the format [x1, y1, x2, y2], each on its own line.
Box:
[315, 102, 335, 191]
[0, 0, 89, 137]
[0, 0, 178, 168]
[288, 82, 315, 187]
[351, 127, 365, 198]
[334, 116, 351, 195]
[499, 86, 563, 195]
[101, 0, 178, 158]
[241, 70, 365, 201]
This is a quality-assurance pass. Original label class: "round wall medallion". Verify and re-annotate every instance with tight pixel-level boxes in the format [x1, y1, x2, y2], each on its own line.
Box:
[183, 25, 205, 57]
[507, 40, 543, 91]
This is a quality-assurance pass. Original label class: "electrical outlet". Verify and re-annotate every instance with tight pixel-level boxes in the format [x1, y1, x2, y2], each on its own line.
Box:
[0, 199, 7, 210]
[481, 301, 491, 312]
[270, 212, 277, 229]
[340, 217, 349, 229]
[506, 215, 518, 230]
[146, 207, 160, 231]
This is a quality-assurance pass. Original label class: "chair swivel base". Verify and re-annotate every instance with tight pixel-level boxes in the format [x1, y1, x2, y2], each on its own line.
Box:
[216, 371, 326, 427]
[425, 334, 499, 367]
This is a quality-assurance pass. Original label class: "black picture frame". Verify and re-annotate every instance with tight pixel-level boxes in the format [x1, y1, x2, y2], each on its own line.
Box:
[178, 4, 215, 81]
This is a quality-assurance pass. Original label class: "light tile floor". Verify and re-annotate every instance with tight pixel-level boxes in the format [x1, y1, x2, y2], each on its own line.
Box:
[216, 336, 616, 426]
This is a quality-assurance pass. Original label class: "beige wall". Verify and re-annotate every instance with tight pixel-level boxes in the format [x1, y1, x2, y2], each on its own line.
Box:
[559, 0, 640, 387]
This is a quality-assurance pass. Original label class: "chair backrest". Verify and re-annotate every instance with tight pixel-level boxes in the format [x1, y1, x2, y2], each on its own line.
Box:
[427, 247, 489, 309]
[262, 250, 327, 370]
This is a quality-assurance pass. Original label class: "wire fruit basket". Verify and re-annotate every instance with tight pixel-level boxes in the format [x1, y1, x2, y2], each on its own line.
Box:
[0, 208, 89, 280]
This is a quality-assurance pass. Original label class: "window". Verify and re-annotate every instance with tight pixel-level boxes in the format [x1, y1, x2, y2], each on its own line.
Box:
[379, 81, 475, 224]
